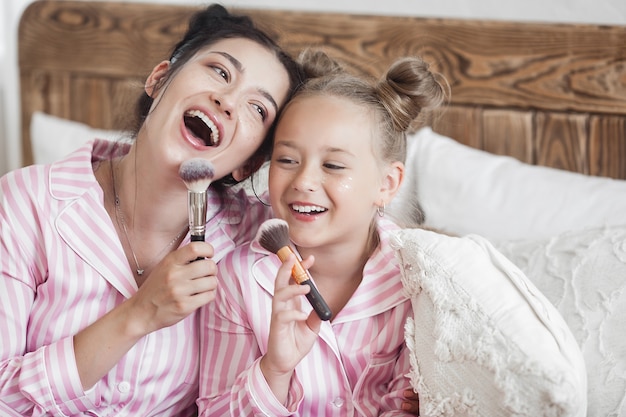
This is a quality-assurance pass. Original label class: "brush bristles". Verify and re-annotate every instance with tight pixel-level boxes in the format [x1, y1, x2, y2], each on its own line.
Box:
[179, 158, 215, 192]
[256, 219, 291, 254]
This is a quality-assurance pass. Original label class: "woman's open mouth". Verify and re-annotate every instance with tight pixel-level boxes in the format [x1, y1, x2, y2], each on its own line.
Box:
[184, 109, 220, 147]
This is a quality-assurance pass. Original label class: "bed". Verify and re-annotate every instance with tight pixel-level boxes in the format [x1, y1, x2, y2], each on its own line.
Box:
[17, 1, 626, 416]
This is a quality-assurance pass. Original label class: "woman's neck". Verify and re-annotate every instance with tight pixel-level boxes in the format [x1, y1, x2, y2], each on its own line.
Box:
[111, 151, 189, 235]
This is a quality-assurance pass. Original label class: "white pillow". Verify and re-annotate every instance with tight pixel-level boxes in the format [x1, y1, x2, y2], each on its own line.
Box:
[392, 227, 587, 417]
[495, 226, 626, 417]
[389, 128, 626, 240]
[30, 111, 128, 164]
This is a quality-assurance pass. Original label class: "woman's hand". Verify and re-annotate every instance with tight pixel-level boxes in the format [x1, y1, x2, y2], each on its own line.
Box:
[260, 253, 322, 403]
[73, 241, 217, 389]
[128, 241, 219, 333]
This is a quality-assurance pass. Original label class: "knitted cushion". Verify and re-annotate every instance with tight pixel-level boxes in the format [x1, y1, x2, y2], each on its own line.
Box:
[392, 228, 587, 417]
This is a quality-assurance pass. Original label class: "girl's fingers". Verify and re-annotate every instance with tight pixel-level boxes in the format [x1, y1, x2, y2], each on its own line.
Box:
[275, 253, 297, 290]
[274, 281, 310, 302]
[300, 254, 315, 270]
[305, 311, 322, 334]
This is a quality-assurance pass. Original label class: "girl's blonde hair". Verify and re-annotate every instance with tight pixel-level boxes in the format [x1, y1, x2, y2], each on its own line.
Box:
[291, 49, 447, 161]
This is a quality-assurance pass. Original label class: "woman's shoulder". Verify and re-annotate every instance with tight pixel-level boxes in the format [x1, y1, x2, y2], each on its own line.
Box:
[1, 163, 49, 202]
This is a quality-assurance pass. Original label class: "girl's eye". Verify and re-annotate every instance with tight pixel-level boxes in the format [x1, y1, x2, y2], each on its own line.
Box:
[211, 65, 229, 81]
[252, 103, 267, 121]
[275, 156, 296, 165]
[324, 162, 345, 170]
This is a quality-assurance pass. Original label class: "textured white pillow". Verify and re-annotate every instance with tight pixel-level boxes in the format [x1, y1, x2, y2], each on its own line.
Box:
[389, 128, 626, 240]
[392, 227, 587, 417]
[30, 111, 128, 164]
[495, 226, 626, 417]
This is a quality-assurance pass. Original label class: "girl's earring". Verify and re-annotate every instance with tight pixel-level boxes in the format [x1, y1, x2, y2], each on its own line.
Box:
[377, 203, 385, 217]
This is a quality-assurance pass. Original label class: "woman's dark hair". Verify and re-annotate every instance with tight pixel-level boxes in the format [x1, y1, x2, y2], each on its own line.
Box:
[132, 4, 305, 188]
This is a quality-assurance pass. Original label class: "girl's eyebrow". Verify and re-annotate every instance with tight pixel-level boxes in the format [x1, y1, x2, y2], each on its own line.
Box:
[213, 51, 279, 114]
[275, 141, 355, 157]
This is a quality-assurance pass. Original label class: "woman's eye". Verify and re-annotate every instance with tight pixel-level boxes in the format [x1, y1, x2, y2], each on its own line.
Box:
[211, 65, 229, 81]
[252, 103, 267, 121]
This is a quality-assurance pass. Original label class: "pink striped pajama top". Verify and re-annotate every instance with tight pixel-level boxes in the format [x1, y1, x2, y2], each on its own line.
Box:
[0, 139, 271, 416]
[197, 218, 413, 416]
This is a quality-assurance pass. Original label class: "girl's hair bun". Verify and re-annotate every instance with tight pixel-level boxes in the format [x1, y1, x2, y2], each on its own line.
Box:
[377, 57, 447, 132]
[298, 48, 344, 79]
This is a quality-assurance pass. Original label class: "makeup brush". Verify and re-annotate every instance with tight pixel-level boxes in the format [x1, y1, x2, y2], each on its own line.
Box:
[179, 158, 215, 248]
[256, 219, 333, 321]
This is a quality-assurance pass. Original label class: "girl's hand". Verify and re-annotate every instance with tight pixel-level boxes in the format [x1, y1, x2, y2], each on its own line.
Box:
[128, 241, 218, 334]
[260, 253, 322, 402]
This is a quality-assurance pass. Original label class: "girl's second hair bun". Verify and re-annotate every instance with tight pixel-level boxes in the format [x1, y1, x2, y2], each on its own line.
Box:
[298, 48, 343, 79]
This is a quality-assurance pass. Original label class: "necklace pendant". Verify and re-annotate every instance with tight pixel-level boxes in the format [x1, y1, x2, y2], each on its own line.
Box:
[136, 269, 144, 276]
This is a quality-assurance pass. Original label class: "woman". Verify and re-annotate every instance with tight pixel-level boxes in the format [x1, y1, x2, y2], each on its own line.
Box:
[0, 5, 304, 415]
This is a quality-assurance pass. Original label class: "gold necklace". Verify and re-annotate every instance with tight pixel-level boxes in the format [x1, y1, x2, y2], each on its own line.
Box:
[110, 160, 187, 276]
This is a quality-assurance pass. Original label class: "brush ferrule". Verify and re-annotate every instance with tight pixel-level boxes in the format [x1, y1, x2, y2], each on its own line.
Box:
[187, 190, 207, 238]
[276, 246, 308, 284]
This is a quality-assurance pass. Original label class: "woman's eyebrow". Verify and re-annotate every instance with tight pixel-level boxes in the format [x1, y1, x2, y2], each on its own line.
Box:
[214, 51, 279, 114]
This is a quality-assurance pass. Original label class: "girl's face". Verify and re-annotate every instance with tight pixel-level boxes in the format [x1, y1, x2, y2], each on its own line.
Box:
[269, 95, 401, 251]
[142, 38, 291, 181]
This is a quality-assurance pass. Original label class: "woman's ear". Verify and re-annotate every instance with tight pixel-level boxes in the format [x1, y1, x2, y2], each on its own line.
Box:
[379, 161, 404, 205]
[232, 154, 268, 182]
[145, 60, 170, 98]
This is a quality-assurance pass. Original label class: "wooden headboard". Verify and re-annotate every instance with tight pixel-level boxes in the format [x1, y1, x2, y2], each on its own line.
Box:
[19, 0, 626, 178]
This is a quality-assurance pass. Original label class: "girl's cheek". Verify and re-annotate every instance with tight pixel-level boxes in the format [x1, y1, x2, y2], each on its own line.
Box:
[334, 176, 354, 194]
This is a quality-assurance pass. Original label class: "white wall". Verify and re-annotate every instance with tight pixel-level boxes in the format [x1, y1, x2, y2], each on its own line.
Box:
[1, 0, 625, 176]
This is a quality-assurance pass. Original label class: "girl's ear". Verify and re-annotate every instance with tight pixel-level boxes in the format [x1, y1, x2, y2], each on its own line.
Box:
[145, 60, 171, 98]
[379, 161, 404, 205]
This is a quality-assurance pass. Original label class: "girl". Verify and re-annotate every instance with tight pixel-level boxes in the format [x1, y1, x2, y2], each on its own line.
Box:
[0, 5, 304, 416]
[198, 50, 446, 415]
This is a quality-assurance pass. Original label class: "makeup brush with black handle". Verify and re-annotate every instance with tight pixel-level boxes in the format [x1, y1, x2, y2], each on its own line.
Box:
[256, 218, 333, 321]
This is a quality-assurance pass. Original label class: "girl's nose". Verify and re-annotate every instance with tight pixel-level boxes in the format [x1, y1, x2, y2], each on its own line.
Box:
[293, 166, 319, 192]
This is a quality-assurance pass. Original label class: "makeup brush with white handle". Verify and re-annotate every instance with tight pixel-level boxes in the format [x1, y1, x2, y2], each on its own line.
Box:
[179, 158, 215, 244]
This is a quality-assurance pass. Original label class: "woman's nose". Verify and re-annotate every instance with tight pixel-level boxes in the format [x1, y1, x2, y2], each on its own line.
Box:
[213, 94, 234, 118]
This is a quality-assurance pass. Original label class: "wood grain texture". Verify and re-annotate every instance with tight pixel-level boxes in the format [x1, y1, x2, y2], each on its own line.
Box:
[18, 0, 626, 179]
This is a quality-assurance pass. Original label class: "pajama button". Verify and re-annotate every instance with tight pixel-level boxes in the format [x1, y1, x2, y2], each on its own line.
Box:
[117, 381, 131, 393]
[332, 397, 345, 408]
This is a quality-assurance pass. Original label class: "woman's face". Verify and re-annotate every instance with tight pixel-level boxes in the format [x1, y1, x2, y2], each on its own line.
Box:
[142, 37, 291, 181]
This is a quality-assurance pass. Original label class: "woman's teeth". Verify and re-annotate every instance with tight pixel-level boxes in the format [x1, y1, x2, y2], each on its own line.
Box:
[291, 204, 326, 214]
[185, 109, 220, 146]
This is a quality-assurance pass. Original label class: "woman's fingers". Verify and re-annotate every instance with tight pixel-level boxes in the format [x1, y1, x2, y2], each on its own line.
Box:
[131, 242, 219, 330]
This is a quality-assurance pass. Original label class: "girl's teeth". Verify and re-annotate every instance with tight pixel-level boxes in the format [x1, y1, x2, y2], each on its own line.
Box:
[292, 204, 325, 213]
